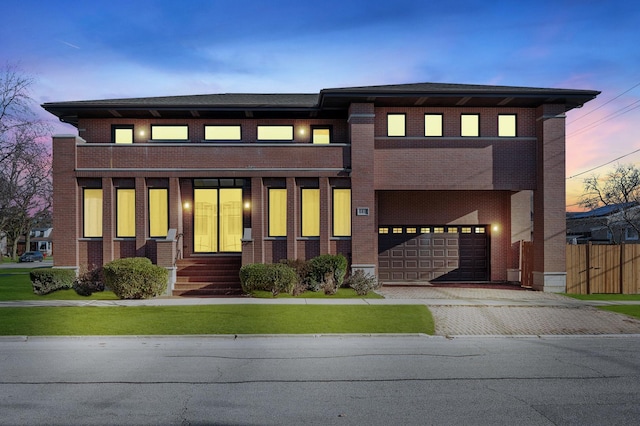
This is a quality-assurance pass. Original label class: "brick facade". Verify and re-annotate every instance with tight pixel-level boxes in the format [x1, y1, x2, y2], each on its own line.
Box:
[44, 83, 599, 292]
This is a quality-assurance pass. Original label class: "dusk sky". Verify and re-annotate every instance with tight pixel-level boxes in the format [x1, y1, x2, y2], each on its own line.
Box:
[3, 0, 639, 210]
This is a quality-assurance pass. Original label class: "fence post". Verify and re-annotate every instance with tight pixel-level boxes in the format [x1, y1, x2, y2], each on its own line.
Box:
[620, 243, 625, 294]
[586, 242, 591, 295]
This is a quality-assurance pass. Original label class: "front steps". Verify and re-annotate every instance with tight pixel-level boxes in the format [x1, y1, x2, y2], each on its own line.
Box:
[173, 257, 243, 297]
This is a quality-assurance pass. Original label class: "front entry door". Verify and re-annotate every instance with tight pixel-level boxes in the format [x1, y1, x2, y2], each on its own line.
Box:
[194, 188, 242, 253]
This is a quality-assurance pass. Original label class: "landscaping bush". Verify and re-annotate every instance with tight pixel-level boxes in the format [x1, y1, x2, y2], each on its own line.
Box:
[308, 254, 348, 294]
[73, 265, 105, 296]
[239, 263, 297, 296]
[279, 259, 313, 295]
[102, 257, 167, 299]
[30, 269, 76, 295]
[345, 269, 381, 296]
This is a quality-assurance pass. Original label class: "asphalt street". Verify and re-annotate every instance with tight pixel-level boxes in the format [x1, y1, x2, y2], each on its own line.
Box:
[1, 335, 639, 425]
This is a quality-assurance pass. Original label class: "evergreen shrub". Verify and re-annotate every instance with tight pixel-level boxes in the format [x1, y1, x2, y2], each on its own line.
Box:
[102, 257, 167, 299]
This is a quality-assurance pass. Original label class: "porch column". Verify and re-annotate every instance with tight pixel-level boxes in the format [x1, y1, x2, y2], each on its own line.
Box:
[532, 104, 567, 292]
[51, 135, 80, 270]
[348, 103, 377, 277]
[286, 177, 298, 260]
[135, 177, 146, 257]
[102, 177, 114, 264]
[319, 177, 331, 255]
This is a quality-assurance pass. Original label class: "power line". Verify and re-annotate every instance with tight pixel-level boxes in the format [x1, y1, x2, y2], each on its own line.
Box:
[567, 147, 640, 179]
[567, 80, 640, 125]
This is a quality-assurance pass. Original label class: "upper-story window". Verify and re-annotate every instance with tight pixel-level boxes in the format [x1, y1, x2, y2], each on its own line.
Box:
[113, 125, 134, 144]
[204, 125, 242, 141]
[424, 114, 443, 137]
[498, 114, 517, 137]
[257, 125, 294, 141]
[461, 114, 479, 137]
[151, 125, 189, 141]
[312, 127, 331, 144]
[387, 113, 406, 137]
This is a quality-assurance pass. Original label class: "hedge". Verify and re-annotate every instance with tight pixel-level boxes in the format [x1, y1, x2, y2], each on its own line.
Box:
[30, 269, 76, 295]
[102, 257, 168, 299]
[239, 263, 297, 296]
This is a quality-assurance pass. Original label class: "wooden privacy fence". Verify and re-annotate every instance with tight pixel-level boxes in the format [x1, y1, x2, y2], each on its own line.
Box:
[566, 244, 640, 294]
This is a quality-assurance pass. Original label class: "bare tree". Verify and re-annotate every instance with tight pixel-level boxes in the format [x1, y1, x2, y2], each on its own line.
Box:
[580, 163, 640, 243]
[0, 63, 52, 257]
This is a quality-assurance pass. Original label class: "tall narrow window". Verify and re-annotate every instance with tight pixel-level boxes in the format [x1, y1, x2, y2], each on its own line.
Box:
[113, 125, 134, 144]
[269, 188, 287, 236]
[424, 114, 443, 137]
[151, 125, 188, 141]
[116, 189, 135, 237]
[149, 188, 168, 238]
[461, 114, 479, 137]
[83, 189, 103, 238]
[204, 125, 241, 141]
[333, 189, 351, 237]
[257, 126, 294, 141]
[312, 127, 331, 144]
[498, 114, 516, 137]
[301, 188, 320, 237]
[387, 113, 406, 137]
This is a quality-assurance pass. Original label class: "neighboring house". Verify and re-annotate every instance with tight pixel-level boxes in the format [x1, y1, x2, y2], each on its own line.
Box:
[17, 228, 53, 256]
[567, 203, 640, 244]
[42, 82, 598, 294]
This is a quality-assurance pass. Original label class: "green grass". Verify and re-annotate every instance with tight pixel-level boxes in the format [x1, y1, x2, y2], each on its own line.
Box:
[0, 304, 434, 335]
[600, 305, 640, 320]
[0, 268, 118, 300]
[565, 293, 640, 301]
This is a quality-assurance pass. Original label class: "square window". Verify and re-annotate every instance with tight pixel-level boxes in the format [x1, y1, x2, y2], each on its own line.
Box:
[498, 114, 516, 137]
[312, 127, 331, 144]
[113, 126, 134, 144]
[424, 114, 443, 137]
[258, 125, 293, 141]
[461, 114, 479, 137]
[387, 114, 406, 137]
[205, 125, 241, 141]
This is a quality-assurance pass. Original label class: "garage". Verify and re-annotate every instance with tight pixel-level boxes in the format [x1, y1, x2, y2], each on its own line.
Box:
[378, 225, 489, 282]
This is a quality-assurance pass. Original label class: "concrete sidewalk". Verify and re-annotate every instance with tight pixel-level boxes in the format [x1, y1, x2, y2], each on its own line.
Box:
[2, 285, 640, 336]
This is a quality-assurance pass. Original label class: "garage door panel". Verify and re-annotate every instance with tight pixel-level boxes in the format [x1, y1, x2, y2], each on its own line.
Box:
[379, 225, 488, 282]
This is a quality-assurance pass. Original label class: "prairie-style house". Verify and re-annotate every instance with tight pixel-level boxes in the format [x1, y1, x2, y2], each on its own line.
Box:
[42, 82, 599, 295]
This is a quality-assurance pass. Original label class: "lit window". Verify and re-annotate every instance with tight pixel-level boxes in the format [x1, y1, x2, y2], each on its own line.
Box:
[204, 125, 241, 141]
[269, 189, 287, 236]
[461, 227, 472, 234]
[117, 189, 135, 238]
[151, 125, 188, 141]
[113, 126, 133, 144]
[301, 188, 320, 237]
[393, 228, 403, 234]
[498, 114, 516, 137]
[149, 188, 168, 238]
[83, 189, 103, 238]
[387, 114, 406, 137]
[461, 114, 479, 137]
[421, 227, 431, 233]
[425, 114, 443, 137]
[447, 227, 458, 233]
[379, 227, 389, 234]
[475, 227, 486, 234]
[434, 227, 444, 233]
[407, 227, 417, 234]
[312, 128, 331, 144]
[258, 126, 294, 141]
[333, 189, 351, 237]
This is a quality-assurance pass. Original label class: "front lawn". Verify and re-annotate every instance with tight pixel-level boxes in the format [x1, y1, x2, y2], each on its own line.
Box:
[600, 305, 640, 320]
[0, 304, 434, 335]
[565, 294, 640, 301]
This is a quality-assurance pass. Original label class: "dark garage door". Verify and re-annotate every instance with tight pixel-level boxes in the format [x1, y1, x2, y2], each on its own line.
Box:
[378, 225, 489, 282]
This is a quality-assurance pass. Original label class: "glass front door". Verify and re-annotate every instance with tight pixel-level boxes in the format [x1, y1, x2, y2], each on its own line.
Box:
[194, 188, 242, 253]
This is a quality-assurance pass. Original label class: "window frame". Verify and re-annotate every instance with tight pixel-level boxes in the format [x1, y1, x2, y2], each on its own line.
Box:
[311, 126, 332, 144]
[204, 125, 242, 141]
[148, 188, 169, 238]
[460, 114, 480, 137]
[257, 125, 294, 141]
[424, 114, 443, 137]
[301, 188, 320, 237]
[150, 125, 189, 141]
[116, 188, 136, 238]
[268, 188, 287, 237]
[498, 114, 517, 137]
[332, 188, 351, 237]
[112, 125, 134, 144]
[387, 113, 406, 137]
[83, 188, 103, 238]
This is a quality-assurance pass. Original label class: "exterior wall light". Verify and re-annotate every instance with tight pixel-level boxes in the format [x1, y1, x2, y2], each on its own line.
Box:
[244, 201, 251, 210]
[183, 202, 190, 210]
[493, 225, 499, 232]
